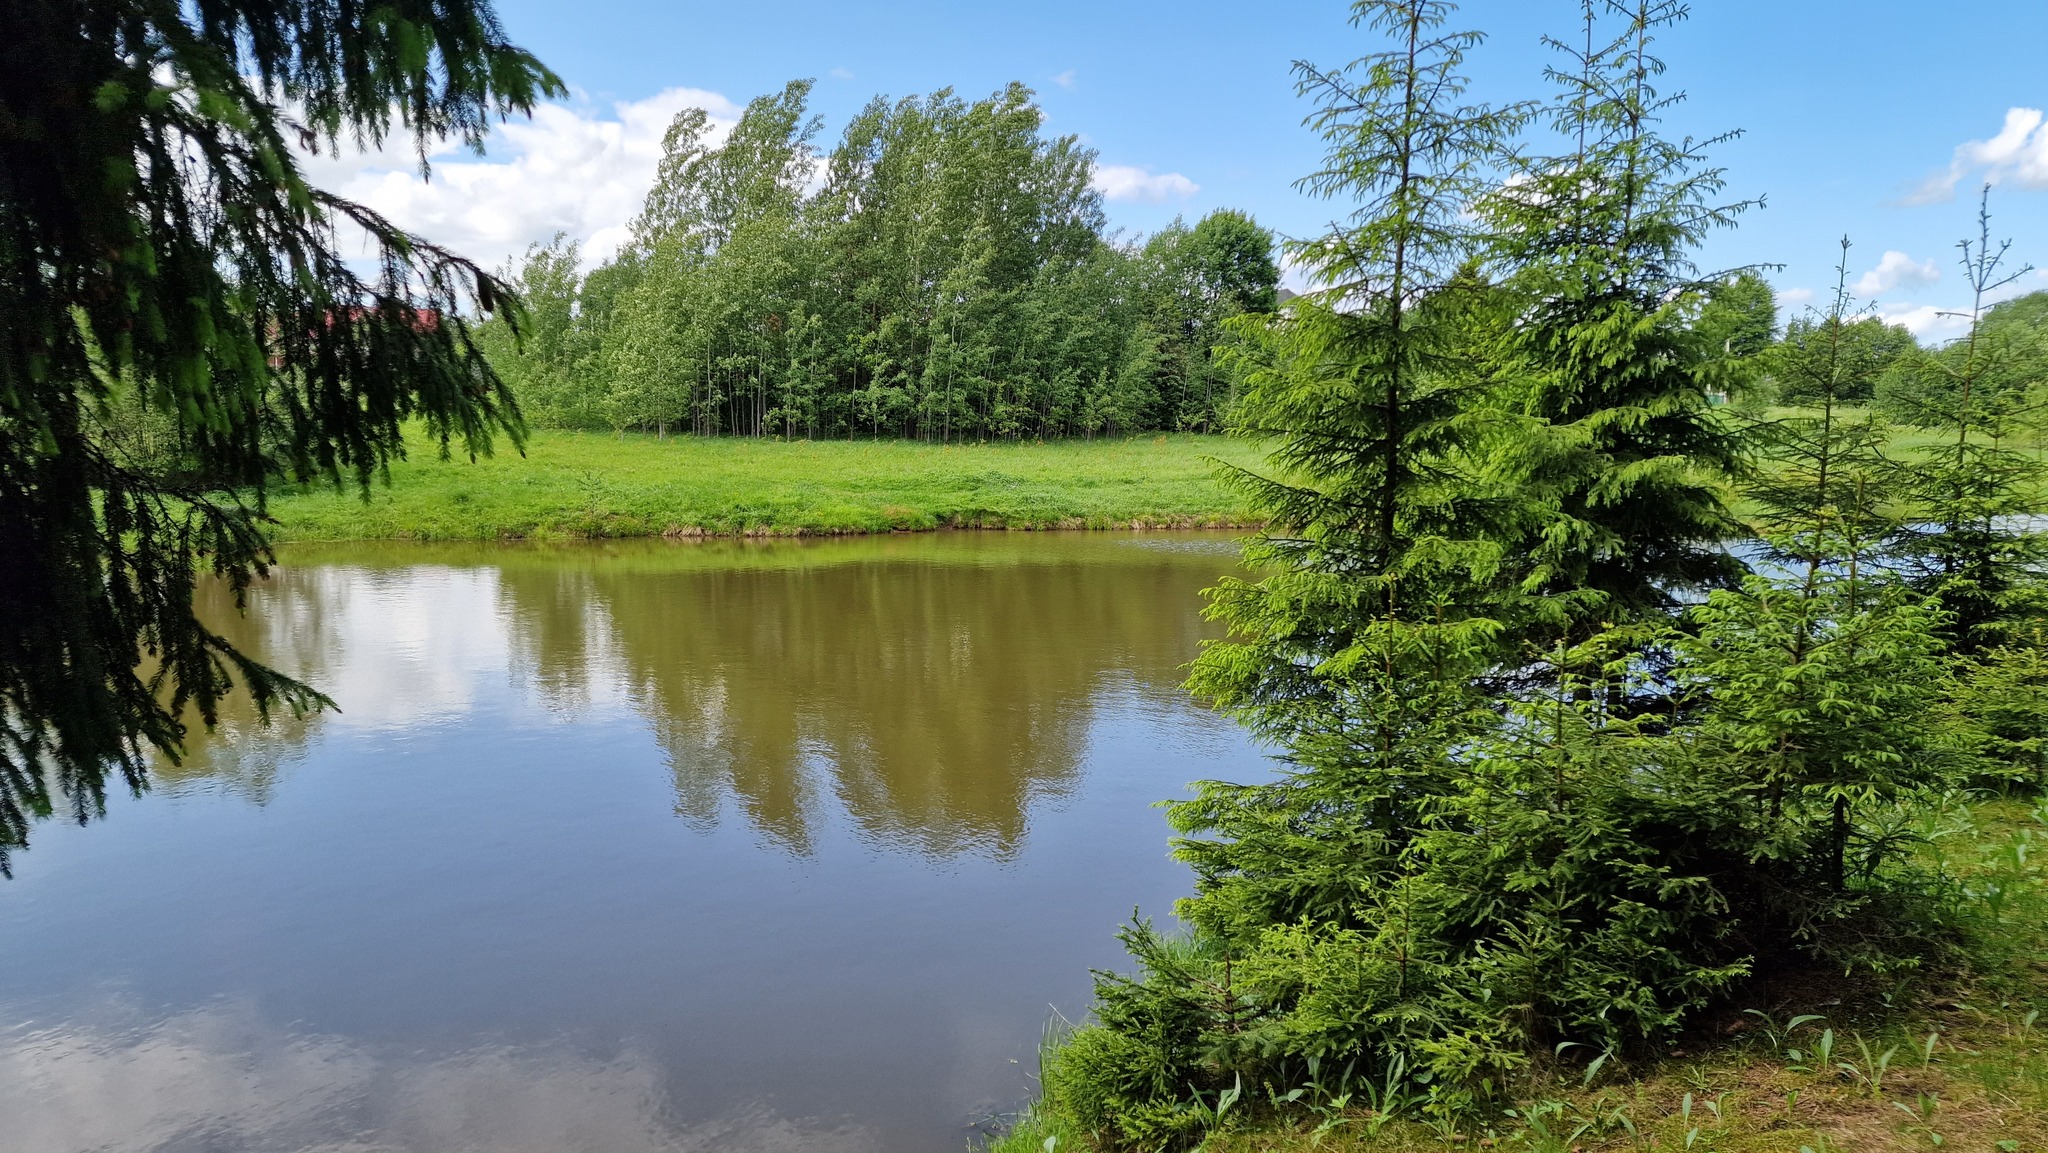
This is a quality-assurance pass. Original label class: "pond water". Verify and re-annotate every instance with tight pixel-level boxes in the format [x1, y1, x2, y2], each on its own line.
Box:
[0, 532, 1271, 1153]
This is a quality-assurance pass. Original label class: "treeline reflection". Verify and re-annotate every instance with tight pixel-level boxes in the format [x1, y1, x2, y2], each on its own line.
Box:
[177, 536, 1240, 859]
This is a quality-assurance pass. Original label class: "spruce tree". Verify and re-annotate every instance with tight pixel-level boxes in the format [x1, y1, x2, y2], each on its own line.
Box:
[1891, 188, 2045, 652]
[1176, 0, 1524, 935]
[0, 0, 558, 869]
[1744, 239, 1898, 576]
[1682, 239, 1948, 905]
[1479, 0, 1749, 636]
[1948, 625, 2048, 790]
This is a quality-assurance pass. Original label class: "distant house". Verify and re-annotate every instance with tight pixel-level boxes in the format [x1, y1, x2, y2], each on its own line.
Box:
[265, 306, 445, 368]
[325, 305, 442, 332]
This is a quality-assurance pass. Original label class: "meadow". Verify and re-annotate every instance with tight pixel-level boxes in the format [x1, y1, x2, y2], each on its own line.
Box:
[262, 431, 1266, 542]
[261, 411, 2045, 545]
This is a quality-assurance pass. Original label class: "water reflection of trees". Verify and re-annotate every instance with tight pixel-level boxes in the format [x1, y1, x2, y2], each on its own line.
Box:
[492, 543, 1229, 858]
[179, 539, 1235, 859]
[148, 574, 342, 802]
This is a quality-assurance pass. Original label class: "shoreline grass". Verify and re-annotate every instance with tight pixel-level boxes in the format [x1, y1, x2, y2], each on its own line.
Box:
[264, 431, 1265, 542]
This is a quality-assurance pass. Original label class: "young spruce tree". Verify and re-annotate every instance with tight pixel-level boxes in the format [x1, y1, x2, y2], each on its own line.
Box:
[1891, 188, 2046, 653]
[1176, 0, 1521, 941]
[1031, 7, 1531, 1145]
[1681, 241, 1949, 929]
[1479, 0, 1748, 642]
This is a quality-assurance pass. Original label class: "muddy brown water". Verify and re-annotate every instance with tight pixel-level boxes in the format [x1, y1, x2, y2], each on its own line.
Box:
[0, 532, 1270, 1153]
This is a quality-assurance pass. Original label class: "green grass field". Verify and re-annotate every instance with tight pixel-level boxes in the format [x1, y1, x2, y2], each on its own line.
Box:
[264, 431, 1267, 542]
[263, 409, 2048, 544]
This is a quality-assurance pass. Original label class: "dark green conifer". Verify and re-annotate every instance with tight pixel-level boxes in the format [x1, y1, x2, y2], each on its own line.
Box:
[0, 0, 559, 869]
[1685, 241, 1950, 901]
[1479, 0, 1750, 634]
[1178, 0, 1523, 933]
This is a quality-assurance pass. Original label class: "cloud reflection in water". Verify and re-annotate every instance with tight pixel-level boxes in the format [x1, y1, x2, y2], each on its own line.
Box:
[177, 535, 1236, 861]
[0, 999, 886, 1153]
[5, 533, 1264, 1152]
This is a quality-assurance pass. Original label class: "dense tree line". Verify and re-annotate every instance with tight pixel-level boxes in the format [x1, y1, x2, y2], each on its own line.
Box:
[1872, 288, 2048, 420]
[1023, 3, 2048, 1147]
[477, 81, 1281, 441]
[1737, 280, 2046, 415]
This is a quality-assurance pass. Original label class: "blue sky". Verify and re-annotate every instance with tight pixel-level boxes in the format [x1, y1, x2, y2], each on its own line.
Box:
[321, 1, 2048, 342]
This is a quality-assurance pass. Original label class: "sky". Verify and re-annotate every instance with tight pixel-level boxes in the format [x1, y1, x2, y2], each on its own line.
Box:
[311, 0, 2048, 344]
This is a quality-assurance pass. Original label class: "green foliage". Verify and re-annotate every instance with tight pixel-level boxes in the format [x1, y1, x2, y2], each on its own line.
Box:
[1768, 314, 1917, 406]
[1681, 577, 1949, 894]
[1740, 239, 1902, 566]
[1033, 805, 2048, 1153]
[474, 83, 1281, 442]
[476, 233, 596, 426]
[1022, 9, 2036, 1150]
[1414, 656, 1755, 1052]
[1948, 628, 2048, 791]
[1478, 0, 1750, 633]
[0, 0, 557, 868]
[1690, 241, 1958, 907]
[1180, 0, 1521, 935]
[1877, 289, 2048, 422]
[1695, 270, 1780, 361]
[1887, 192, 2048, 653]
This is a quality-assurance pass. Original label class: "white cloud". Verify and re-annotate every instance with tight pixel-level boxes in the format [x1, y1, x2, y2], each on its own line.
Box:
[1907, 106, 2048, 205]
[1773, 286, 1815, 319]
[1876, 270, 2048, 344]
[1091, 164, 1198, 203]
[1051, 68, 1078, 90]
[1854, 250, 1941, 296]
[300, 87, 744, 272]
[1876, 302, 1972, 343]
[829, 67, 855, 81]
[1277, 249, 1319, 295]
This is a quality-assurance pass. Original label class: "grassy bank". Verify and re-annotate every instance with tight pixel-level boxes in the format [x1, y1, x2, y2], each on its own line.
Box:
[263, 431, 1264, 542]
[261, 411, 2043, 544]
[994, 798, 2048, 1153]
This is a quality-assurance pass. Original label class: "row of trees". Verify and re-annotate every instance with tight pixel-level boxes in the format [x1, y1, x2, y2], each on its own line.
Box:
[482, 78, 2044, 454]
[478, 81, 1282, 441]
[1744, 285, 2048, 415]
[1030, 1, 2048, 1146]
